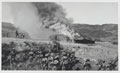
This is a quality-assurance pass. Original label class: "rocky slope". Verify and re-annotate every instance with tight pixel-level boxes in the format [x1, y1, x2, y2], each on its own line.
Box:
[71, 24, 118, 44]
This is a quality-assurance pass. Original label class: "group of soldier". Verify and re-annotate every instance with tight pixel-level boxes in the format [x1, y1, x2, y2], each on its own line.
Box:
[2, 41, 118, 70]
[15, 30, 25, 39]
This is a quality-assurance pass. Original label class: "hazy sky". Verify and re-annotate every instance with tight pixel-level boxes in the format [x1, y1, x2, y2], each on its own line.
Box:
[2, 2, 14, 23]
[2, 2, 118, 24]
[57, 2, 118, 24]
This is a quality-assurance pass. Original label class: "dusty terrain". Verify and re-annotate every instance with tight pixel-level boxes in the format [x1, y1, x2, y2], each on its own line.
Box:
[2, 37, 118, 60]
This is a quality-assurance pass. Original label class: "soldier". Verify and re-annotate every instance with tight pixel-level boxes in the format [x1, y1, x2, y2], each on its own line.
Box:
[20, 33, 25, 39]
[15, 30, 19, 38]
[83, 59, 92, 70]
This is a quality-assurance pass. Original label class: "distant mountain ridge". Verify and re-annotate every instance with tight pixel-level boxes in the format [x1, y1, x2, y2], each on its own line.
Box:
[71, 23, 118, 44]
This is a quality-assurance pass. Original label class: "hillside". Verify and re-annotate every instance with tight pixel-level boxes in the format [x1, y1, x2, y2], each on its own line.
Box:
[2, 37, 118, 60]
[2, 22, 30, 39]
[71, 24, 118, 44]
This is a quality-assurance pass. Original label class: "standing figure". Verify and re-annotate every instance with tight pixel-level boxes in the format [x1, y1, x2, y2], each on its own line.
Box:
[15, 30, 19, 38]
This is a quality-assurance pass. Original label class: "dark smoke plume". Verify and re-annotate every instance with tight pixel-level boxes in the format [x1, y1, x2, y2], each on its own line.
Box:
[32, 2, 72, 28]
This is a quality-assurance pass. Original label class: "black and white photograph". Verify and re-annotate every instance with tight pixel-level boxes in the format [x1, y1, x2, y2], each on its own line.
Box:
[1, 0, 118, 71]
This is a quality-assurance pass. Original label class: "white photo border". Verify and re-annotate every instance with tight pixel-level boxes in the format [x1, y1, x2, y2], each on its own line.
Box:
[0, 0, 119, 73]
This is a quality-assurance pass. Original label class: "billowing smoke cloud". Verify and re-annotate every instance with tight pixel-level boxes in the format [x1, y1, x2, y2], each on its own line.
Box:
[32, 2, 75, 40]
[32, 2, 73, 28]
[3, 2, 75, 41]
[6, 2, 58, 40]
[9, 2, 41, 39]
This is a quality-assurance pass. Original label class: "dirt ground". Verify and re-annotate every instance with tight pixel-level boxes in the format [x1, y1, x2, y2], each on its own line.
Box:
[2, 37, 118, 60]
